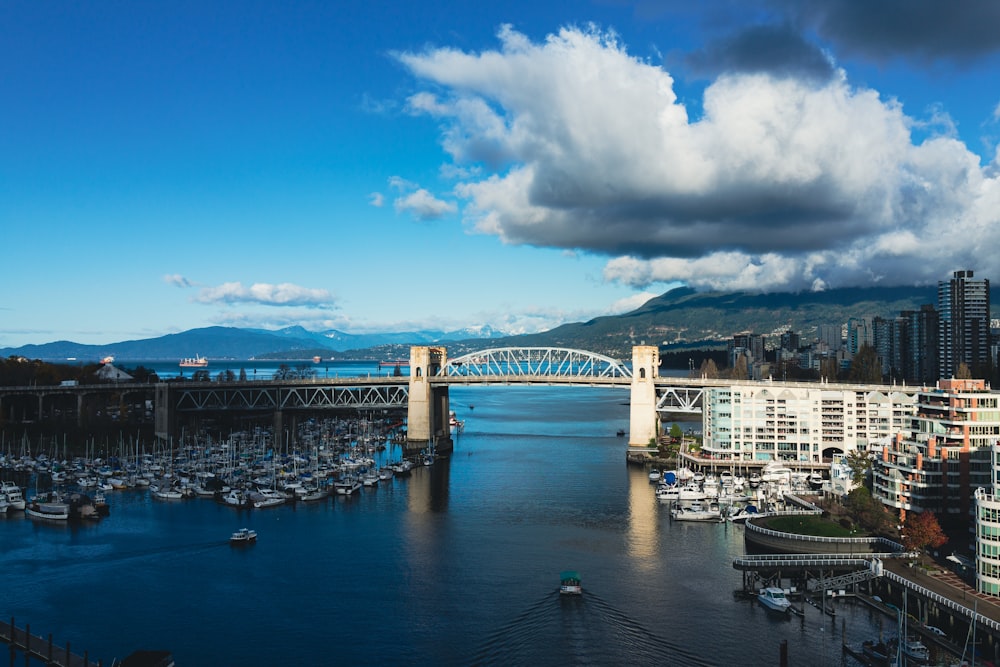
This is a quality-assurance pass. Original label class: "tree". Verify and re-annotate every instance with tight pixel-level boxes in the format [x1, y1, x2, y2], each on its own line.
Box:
[902, 511, 948, 553]
[956, 362, 972, 379]
[845, 449, 872, 486]
[848, 343, 883, 384]
[731, 354, 748, 380]
[819, 357, 840, 382]
[669, 423, 683, 441]
[698, 358, 720, 379]
[845, 486, 892, 534]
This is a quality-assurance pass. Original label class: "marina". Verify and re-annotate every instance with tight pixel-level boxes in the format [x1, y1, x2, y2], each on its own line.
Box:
[0, 383, 991, 665]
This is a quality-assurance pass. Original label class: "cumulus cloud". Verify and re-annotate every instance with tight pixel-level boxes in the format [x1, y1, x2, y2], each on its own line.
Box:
[387, 175, 457, 220]
[163, 274, 193, 288]
[194, 282, 334, 308]
[397, 25, 1000, 292]
[369, 192, 385, 207]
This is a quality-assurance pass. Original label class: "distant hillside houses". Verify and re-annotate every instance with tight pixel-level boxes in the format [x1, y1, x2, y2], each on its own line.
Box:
[726, 269, 992, 385]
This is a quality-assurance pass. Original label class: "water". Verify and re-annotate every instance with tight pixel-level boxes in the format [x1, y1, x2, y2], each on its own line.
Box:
[2, 385, 886, 666]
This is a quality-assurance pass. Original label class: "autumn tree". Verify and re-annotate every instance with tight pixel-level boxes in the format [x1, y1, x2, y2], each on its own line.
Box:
[956, 362, 972, 379]
[902, 511, 948, 554]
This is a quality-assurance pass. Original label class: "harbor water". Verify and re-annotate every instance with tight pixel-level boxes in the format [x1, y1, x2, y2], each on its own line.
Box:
[2, 382, 890, 666]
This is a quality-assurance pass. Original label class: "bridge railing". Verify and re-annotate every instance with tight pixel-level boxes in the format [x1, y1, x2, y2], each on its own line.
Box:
[441, 347, 632, 379]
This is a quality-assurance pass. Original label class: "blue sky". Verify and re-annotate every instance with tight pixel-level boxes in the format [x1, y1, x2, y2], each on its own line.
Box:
[3, 1, 1000, 348]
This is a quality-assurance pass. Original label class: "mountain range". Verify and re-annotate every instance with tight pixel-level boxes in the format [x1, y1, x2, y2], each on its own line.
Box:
[0, 284, 962, 362]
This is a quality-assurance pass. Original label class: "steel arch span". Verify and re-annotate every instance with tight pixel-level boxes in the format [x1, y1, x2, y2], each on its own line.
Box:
[441, 347, 632, 380]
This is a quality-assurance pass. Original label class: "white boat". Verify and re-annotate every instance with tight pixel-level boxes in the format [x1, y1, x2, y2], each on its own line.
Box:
[655, 485, 680, 502]
[889, 636, 930, 665]
[222, 489, 249, 507]
[334, 477, 362, 495]
[671, 502, 724, 522]
[1, 482, 25, 510]
[757, 587, 792, 613]
[251, 488, 286, 508]
[559, 570, 582, 595]
[807, 472, 824, 490]
[648, 468, 661, 482]
[677, 484, 707, 502]
[26, 495, 71, 521]
[299, 486, 330, 502]
[230, 527, 257, 544]
[389, 460, 414, 474]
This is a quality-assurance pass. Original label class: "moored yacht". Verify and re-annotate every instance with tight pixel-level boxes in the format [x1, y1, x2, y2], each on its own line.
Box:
[757, 587, 792, 613]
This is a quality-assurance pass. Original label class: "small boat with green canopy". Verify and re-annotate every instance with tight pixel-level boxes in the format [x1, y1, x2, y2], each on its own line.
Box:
[560, 570, 582, 595]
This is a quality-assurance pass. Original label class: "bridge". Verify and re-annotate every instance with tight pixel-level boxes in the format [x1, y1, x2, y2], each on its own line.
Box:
[0, 345, 668, 453]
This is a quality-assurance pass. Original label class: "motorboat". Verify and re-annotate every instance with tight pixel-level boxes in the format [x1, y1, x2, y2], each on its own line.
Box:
[671, 502, 724, 522]
[230, 527, 257, 545]
[334, 476, 362, 496]
[648, 468, 661, 483]
[251, 488, 286, 508]
[889, 636, 931, 666]
[655, 485, 680, 502]
[728, 504, 759, 523]
[1, 481, 25, 510]
[559, 570, 582, 595]
[757, 587, 792, 613]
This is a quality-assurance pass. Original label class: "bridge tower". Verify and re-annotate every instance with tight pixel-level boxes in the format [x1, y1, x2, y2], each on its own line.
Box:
[407, 346, 453, 454]
[629, 345, 660, 447]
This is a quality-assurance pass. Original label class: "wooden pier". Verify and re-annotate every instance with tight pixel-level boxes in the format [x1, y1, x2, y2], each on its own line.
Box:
[1, 617, 101, 667]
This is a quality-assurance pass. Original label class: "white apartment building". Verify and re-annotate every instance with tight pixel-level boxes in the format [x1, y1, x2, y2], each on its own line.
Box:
[701, 381, 919, 464]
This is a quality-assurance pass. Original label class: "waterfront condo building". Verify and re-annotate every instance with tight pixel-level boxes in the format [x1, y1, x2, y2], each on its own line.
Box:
[873, 378, 1000, 520]
[974, 487, 1000, 595]
[701, 381, 918, 464]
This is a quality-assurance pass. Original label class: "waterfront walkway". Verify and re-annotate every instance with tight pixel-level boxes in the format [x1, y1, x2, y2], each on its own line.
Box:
[883, 558, 1000, 627]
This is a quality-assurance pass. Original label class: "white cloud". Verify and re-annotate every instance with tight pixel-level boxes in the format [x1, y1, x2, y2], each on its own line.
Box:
[398, 25, 1000, 292]
[394, 188, 457, 221]
[369, 192, 384, 207]
[195, 282, 334, 308]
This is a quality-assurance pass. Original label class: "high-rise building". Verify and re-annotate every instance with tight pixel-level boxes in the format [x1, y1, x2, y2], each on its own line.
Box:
[900, 304, 940, 384]
[938, 270, 990, 378]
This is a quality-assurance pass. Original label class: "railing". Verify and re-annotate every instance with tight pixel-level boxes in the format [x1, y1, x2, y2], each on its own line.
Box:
[744, 519, 905, 551]
[442, 347, 633, 379]
[881, 569, 1000, 634]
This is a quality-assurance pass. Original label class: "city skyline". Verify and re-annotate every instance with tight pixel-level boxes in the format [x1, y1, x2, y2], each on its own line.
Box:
[3, 1, 1000, 348]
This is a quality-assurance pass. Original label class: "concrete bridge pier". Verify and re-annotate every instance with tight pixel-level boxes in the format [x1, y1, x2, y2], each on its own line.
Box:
[407, 346, 453, 455]
[154, 384, 175, 444]
[629, 345, 660, 447]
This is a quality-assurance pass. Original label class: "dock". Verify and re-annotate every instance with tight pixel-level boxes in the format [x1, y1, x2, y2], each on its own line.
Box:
[1, 617, 102, 667]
